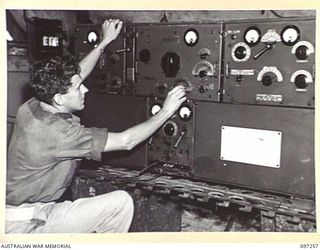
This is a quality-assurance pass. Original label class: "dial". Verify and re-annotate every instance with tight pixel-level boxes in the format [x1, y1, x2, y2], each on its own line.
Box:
[87, 31, 98, 45]
[295, 45, 308, 60]
[139, 49, 151, 63]
[184, 28, 199, 47]
[291, 41, 314, 60]
[290, 70, 313, 89]
[178, 104, 193, 121]
[261, 75, 273, 86]
[294, 74, 308, 89]
[281, 25, 300, 46]
[150, 103, 162, 116]
[231, 42, 251, 62]
[257, 66, 283, 83]
[244, 27, 261, 46]
[163, 121, 178, 137]
[192, 61, 215, 77]
[261, 29, 281, 43]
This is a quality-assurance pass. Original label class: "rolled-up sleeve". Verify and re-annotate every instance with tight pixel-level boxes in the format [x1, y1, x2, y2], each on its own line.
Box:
[54, 121, 108, 161]
[91, 127, 108, 161]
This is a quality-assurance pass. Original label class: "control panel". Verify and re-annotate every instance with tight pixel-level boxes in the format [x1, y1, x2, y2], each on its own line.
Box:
[147, 98, 195, 176]
[132, 23, 223, 101]
[74, 24, 129, 94]
[223, 18, 315, 107]
[77, 17, 315, 198]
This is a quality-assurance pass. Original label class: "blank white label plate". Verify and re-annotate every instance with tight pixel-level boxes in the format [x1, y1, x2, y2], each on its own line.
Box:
[220, 126, 282, 168]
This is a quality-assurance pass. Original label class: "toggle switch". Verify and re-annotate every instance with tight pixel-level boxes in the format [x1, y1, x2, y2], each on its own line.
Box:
[174, 130, 186, 148]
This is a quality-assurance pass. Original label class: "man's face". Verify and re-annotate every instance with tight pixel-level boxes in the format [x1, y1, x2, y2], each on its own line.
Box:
[60, 74, 89, 113]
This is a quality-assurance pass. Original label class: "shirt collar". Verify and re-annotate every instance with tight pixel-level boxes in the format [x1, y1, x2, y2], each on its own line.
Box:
[39, 101, 80, 122]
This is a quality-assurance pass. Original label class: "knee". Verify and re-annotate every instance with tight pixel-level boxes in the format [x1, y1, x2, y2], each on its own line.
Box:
[111, 190, 134, 210]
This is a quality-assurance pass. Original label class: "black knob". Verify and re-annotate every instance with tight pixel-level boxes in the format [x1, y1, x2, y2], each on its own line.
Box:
[234, 46, 247, 60]
[164, 123, 175, 136]
[157, 84, 167, 94]
[199, 70, 208, 78]
[199, 86, 205, 93]
[294, 74, 308, 89]
[139, 49, 151, 63]
[295, 45, 308, 60]
[262, 75, 273, 86]
[236, 75, 243, 82]
[200, 53, 208, 59]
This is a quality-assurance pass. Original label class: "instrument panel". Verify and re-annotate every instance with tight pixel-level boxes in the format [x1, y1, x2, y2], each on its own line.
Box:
[130, 23, 223, 101]
[147, 98, 195, 175]
[223, 18, 315, 107]
[77, 17, 315, 198]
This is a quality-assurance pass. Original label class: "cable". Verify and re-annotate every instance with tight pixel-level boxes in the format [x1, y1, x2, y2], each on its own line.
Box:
[110, 161, 161, 185]
[270, 10, 286, 18]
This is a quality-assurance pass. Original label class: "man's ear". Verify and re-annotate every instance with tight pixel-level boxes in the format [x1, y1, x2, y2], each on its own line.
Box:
[53, 93, 64, 106]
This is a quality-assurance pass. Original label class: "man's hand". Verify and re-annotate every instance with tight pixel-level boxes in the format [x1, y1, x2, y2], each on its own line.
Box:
[100, 19, 123, 46]
[161, 85, 187, 117]
[104, 85, 187, 152]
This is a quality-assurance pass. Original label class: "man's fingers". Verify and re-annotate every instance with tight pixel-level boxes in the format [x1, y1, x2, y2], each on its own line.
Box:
[168, 85, 186, 95]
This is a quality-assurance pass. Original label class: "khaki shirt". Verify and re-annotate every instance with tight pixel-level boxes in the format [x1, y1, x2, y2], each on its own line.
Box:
[7, 98, 108, 206]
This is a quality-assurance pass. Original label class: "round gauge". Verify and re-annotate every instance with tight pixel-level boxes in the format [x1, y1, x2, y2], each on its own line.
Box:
[178, 105, 193, 121]
[150, 103, 162, 116]
[184, 29, 199, 47]
[87, 31, 98, 44]
[281, 25, 300, 46]
[244, 27, 261, 46]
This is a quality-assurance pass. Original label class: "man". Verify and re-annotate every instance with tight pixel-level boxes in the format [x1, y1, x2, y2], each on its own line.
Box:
[6, 19, 186, 233]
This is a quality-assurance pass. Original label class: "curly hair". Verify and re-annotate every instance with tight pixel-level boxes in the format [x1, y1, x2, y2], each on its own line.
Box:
[30, 55, 80, 104]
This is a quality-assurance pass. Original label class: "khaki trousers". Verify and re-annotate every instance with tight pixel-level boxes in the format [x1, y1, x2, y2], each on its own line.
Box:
[6, 190, 134, 233]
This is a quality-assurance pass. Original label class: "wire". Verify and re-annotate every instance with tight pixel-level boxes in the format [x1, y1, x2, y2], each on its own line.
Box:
[110, 161, 161, 185]
[270, 10, 286, 18]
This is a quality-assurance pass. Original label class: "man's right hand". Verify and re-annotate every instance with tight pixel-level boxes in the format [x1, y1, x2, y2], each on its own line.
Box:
[161, 85, 187, 117]
[100, 19, 123, 47]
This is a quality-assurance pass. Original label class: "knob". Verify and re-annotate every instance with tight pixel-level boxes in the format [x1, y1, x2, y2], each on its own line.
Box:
[234, 46, 247, 60]
[200, 53, 208, 59]
[262, 75, 273, 86]
[236, 75, 243, 82]
[199, 85, 205, 93]
[199, 70, 208, 78]
[295, 45, 308, 60]
[163, 121, 178, 137]
[294, 74, 308, 89]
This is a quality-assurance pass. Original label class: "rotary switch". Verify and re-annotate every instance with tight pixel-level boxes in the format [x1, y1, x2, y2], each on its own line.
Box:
[262, 75, 273, 86]
[290, 70, 313, 89]
[163, 121, 178, 137]
[295, 45, 308, 60]
[294, 74, 308, 89]
[192, 60, 215, 78]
